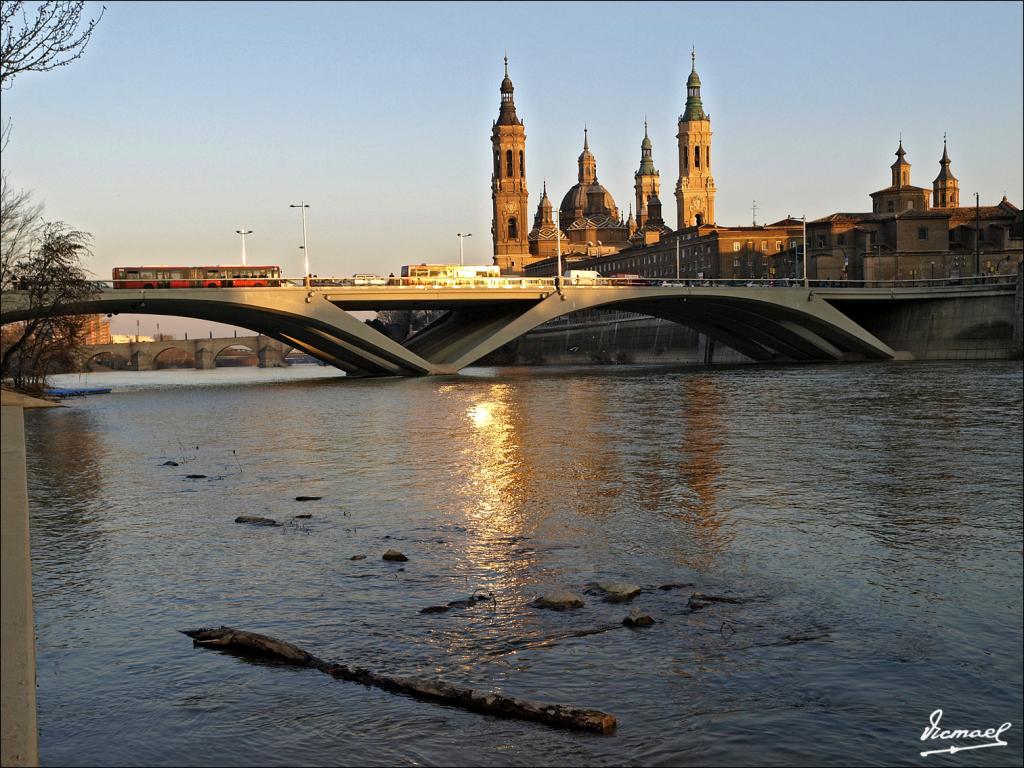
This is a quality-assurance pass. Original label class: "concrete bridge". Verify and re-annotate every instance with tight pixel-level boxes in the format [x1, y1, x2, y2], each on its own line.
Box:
[1, 277, 1018, 376]
[76, 335, 292, 371]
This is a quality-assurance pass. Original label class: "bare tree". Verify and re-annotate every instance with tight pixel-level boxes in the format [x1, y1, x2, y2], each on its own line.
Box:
[1, 0, 105, 90]
[1, 175, 95, 392]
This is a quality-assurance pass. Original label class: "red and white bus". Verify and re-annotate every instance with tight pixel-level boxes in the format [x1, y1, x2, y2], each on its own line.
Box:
[112, 265, 283, 289]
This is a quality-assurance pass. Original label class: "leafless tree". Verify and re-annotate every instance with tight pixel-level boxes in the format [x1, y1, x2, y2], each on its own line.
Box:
[1, 175, 95, 392]
[1, 0, 105, 89]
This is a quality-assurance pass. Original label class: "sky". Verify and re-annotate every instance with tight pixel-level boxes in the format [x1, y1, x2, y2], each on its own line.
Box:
[3, 0, 1022, 336]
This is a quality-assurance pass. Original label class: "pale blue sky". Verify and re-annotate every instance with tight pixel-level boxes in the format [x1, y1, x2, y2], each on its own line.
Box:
[2, 1, 1022, 335]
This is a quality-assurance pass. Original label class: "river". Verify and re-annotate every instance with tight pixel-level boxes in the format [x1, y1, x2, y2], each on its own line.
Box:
[25, 361, 1024, 766]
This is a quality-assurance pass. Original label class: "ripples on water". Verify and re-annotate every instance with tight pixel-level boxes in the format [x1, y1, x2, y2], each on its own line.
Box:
[26, 362, 1024, 766]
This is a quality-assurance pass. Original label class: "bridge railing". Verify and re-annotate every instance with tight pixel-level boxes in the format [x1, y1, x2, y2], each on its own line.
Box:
[84, 273, 1017, 292]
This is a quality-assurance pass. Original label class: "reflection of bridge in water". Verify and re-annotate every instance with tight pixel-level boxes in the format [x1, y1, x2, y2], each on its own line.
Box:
[76, 335, 292, 371]
[2, 276, 1018, 376]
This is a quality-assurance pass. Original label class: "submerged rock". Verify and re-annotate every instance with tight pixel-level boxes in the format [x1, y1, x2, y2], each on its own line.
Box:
[419, 605, 450, 614]
[349, 554, 366, 561]
[657, 582, 694, 591]
[186, 474, 207, 479]
[382, 549, 408, 562]
[294, 495, 322, 502]
[293, 513, 312, 519]
[623, 608, 655, 627]
[162, 460, 179, 467]
[234, 515, 280, 527]
[533, 590, 584, 610]
[591, 582, 642, 602]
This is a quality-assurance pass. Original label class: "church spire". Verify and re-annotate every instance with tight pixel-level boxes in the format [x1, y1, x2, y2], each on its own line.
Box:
[932, 134, 959, 208]
[496, 55, 520, 126]
[578, 125, 596, 184]
[890, 138, 911, 188]
[682, 48, 706, 121]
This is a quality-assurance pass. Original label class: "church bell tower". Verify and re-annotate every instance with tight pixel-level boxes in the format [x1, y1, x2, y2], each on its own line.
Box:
[675, 49, 716, 228]
[491, 57, 530, 274]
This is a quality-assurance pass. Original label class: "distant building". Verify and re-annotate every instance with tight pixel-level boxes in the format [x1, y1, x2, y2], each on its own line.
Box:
[80, 315, 111, 345]
[803, 140, 1022, 281]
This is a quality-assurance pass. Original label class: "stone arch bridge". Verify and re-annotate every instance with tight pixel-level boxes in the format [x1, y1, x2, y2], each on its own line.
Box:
[76, 335, 292, 371]
[2, 280, 1015, 376]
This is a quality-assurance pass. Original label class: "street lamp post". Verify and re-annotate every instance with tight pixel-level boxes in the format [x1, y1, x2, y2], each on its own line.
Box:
[930, 261, 935, 281]
[289, 202, 311, 288]
[235, 229, 252, 266]
[802, 215, 808, 288]
[457, 232, 472, 267]
[974, 192, 981, 278]
[553, 208, 563, 291]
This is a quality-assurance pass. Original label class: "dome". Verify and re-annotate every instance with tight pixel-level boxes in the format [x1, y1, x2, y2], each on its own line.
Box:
[560, 181, 619, 220]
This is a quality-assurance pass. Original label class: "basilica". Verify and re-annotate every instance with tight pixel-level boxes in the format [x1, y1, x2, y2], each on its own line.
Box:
[490, 52, 715, 274]
[489, 54, 1021, 282]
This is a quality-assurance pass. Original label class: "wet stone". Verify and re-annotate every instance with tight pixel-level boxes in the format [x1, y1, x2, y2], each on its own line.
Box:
[533, 590, 585, 610]
[162, 461, 179, 466]
[420, 605, 450, 614]
[623, 608, 655, 627]
[592, 582, 642, 602]
[293, 513, 312, 519]
[382, 549, 408, 562]
[350, 554, 366, 560]
[234, 516, 280, 527]
[186, 474, 207, 479]
[294, 495, 322, 502]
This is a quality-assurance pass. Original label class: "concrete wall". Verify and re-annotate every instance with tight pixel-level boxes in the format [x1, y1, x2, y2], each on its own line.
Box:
[826, 292, 1020, 360]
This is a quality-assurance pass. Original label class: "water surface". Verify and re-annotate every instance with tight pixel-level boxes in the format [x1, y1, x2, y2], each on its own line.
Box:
[27, 362, 1023, 766]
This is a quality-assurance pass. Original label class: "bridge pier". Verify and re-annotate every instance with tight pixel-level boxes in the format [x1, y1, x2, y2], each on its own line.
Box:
[131, 350, 154, 371]
[194, 345, 215, 370]
[257, 338, 288, 368]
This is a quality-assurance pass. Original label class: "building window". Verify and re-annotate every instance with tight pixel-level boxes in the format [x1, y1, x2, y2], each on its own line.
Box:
[694, 145, 700, 168]
[494, 150, 500, 178]
[790, 239, 797, 248]
[508, 217, 518, 240]
[760, 240, 767, 251]
[940, 193, 946, 206]
[733, 242, 740, 252]
[887, 201, 895, 212]
[506, 150, 513, 177]
[776, 241, 782, 251]
[906, 200, 914, 210]
[706, 146, 710, 167]
[683, 147, 688, 170]
[918, 227, 928, 240]
[519, 151, 525, 177]
[837, 234, 845, 245]
[817, 236, 826, 248]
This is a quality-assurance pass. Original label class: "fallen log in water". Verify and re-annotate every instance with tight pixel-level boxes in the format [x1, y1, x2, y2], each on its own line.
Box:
[181, 625, 617, 734]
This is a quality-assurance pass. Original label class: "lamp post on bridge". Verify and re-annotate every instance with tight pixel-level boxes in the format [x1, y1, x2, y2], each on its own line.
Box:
[235, 229, 252, 266]
[457, 232, 472, 267]
[289, 202, 311, 288]
[554, 208, 563, 292]
[802, 215, 808, 288]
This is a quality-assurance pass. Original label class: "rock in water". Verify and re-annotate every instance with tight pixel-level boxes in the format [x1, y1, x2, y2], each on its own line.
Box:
[293, 513, 312, 519]
[234, 516, 280, 527]
[623, 608, 655, 627]
[419, 605, 450, 614]
[593, 582, 642, 602]
[186, 474, 207, 479]
[295, 495, 322, 501]
[533, 590, 585, 610]
[349, 554, 366, 561]
[382, 549, 408, 562]
[162, 460, 179, 466]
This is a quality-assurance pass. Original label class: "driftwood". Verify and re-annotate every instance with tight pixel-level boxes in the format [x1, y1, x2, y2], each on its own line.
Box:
[182, 625, 616, 734]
